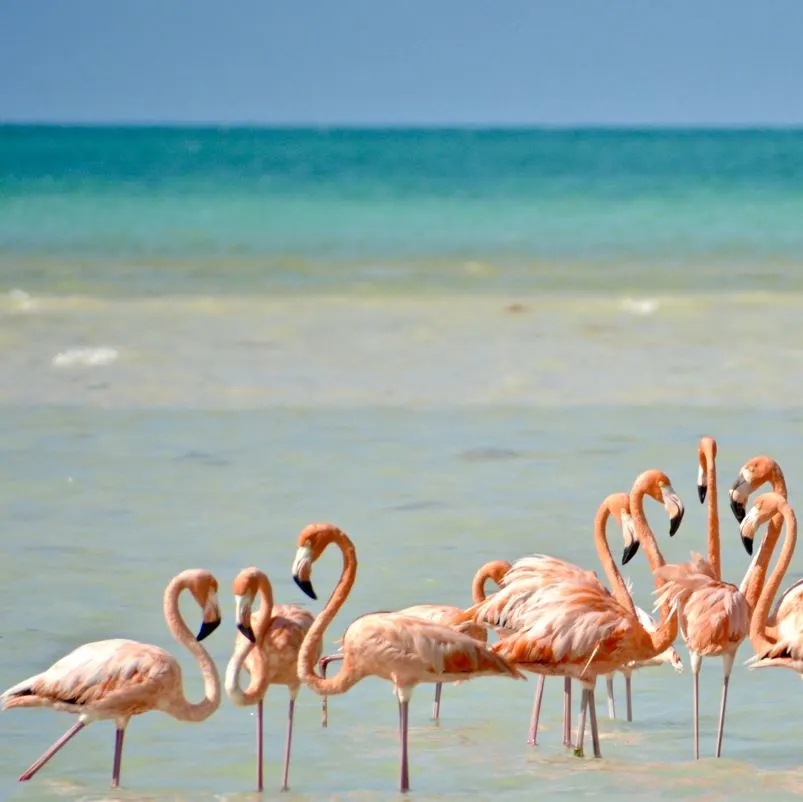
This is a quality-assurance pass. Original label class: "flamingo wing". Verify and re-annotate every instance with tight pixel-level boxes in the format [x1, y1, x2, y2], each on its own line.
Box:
[342, 613, 525, 686]
[1, 639, 178, 716]
[501, 554, 599, 588]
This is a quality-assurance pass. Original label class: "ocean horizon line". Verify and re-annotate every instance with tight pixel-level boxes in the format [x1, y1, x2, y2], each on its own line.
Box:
[3, 120, 803, 134]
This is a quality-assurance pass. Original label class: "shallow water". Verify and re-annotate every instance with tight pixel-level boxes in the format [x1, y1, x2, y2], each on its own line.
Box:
[3, 127, 803, 800]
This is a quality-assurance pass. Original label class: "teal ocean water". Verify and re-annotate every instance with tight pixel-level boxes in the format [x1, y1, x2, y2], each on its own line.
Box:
[2, 127, 803, 801]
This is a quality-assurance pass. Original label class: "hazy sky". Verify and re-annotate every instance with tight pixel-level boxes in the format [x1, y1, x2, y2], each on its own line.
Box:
[2, 0, 802, 126]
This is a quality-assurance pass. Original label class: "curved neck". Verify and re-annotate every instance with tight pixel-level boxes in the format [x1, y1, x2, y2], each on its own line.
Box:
[750, 502, 797, 655]
[297, 530, 363, 696]
[629, 483, 677, 652]
[162, 577, 221, 722]
[741, 469, 788, 609]
[471, 560, 512, 603]
[225, 575, 275, 706]
[594, 503, 636, 616]
[703, 444, 721, 579]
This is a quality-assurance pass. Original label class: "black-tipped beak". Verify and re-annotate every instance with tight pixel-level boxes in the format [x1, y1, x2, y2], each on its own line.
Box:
[294, 575, 317, 600]
[621, 540, 640, 565]
[731, 498, 746, 524]
[741, 535, 754, 556]
[697, 485, 707, 504]
[669, 509, 684, 536]
[197, 617, 222, 642]
[237, 623, 256, 643]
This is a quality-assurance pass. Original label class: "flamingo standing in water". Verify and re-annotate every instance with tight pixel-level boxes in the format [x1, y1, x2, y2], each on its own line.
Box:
[317, 559, 511, 727]
[290, 522, 525, 793]
[225, 566, 318, 792]
[0, 569, 222, 788]
[738, 492, 803, 673]
[653, 437, 750, 759]
[464, 472, 684, 757]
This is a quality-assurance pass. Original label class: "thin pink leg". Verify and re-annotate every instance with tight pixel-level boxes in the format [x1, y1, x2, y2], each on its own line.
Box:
[319, 654, 343, 728]
[588, 687, 602, 758]
[606, 675, 616, 719]
[527, 674, 546, 745]
[574, 688, 589, 756]
[715, 653, 735, 759]
[111, 727, 125, 788]
[399, 699, 410, 793]
[691, 652, 701, 760]
[625, 674, 633, 722]
[256, 698, 264, 792]
[432, 682, 442, 722]
[18, 719, 87, 782]
[281, 695, 296, 791]
[563, 676, 573, 747]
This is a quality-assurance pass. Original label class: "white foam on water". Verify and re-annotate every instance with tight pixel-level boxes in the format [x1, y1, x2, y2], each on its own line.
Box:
[8, 288, 36, 312]
[620, 296, 658, 315]
[52, 347, 119, 368]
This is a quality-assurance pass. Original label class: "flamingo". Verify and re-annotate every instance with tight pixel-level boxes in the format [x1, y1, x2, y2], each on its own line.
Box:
[739, 492, 803, 674]
[464, 473, 684, 758]
[290, 522, 525, 793]
[224, 566, 318, 792]
[317, 558, 511, 727]
[0, 568, 222, 788]
[652, 436, 750, 760]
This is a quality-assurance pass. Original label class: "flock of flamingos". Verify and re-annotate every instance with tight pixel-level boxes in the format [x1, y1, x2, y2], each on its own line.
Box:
[2, 437, 801, 793]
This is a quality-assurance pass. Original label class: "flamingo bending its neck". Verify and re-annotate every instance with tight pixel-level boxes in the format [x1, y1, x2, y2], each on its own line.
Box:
[1, 569, 222, 788]
[291, 522, 525, 793]
[225, 566, 317, 792]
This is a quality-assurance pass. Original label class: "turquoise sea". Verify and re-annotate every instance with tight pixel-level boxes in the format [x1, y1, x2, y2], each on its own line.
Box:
[2, 126, 803, 800]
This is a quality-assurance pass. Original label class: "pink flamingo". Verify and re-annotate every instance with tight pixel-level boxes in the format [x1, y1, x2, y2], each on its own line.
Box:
[224, 566, 318, 792]
[318, 558, 510, 727]
[291, 522, 525, 793]
[0, 569, 222, 788]
[739, 493, 803, 672]
[464, 473, 684, 757]
[653, 437, 750, 759]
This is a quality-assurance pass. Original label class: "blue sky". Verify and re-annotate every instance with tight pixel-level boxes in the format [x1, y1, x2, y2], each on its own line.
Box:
[2, 0, 802, 126]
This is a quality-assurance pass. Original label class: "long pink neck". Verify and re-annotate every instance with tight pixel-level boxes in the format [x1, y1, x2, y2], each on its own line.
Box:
[163, 577, 221, 722]
[629, 481, 677, 654]
[742, 468, 788, 610]
[750, 500, 797, 656]
[297, 529, 364, 696]
[702, 442, 722, 579]
[471, 560, 512, 603]
[225, 575, 274, 706]
[594, 503, 637, 617]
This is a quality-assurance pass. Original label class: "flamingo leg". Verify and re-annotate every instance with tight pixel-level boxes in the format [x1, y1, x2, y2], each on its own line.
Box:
[715, 652, 735, 759]
[588, 687, 602, 758]
[625, 673, 633, 722]
[574, 688, 589, 757]
[281, 688, 298, 791]
[18, 718, 87, 782]
[563, 676, 573, 747]
[319, 654, 343, 728]
[691, 651, 702, 760]
[111, 727, 125, 788]
[398, 693, 411, 793]
[606, 675, 616, 719]
[527, 674, 546, 746]
[256, 698, 264, 792]
[432, 682, 442, 722]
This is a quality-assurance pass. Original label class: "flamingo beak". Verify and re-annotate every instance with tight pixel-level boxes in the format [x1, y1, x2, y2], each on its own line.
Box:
[697, 464, 707, 504]
[197, 591, 222, 641]
[620, 512, 640, 565]
[292, 546, 317, 600]
[661, 485, 685, 536]
[729, 470, 752, 524]
[739, 504, 760, 555]
[235, 594, 256, 643]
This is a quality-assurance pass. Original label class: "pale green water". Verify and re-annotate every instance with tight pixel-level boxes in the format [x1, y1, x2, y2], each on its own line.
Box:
[3, 127, 803, 800]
